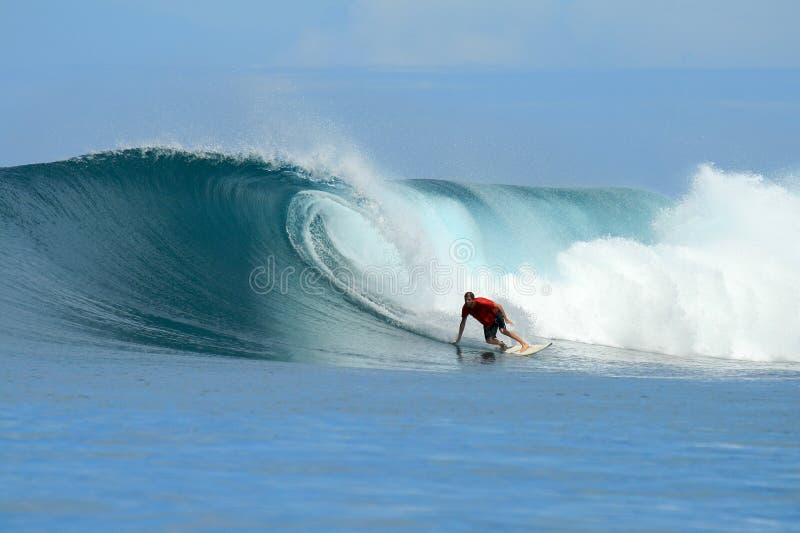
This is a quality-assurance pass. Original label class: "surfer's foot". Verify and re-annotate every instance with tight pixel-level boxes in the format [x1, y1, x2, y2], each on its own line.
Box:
[500, 342, 509, 350]
[519, 343, 530, 351]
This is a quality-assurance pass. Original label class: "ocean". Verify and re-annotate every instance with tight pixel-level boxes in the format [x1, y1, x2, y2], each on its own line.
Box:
[1, 148, 799, 530]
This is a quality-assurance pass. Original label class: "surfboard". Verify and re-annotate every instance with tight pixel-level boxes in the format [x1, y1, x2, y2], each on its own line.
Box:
[501, 342, 552, 356]
[517, 342, 552, 356]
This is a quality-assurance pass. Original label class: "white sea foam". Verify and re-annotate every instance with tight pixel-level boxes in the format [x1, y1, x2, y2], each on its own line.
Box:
[523, 165, 800, 362]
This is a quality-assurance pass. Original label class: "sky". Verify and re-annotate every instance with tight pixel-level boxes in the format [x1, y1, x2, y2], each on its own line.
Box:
[3, 1, 800, 69]
[1, 1, 799, 194]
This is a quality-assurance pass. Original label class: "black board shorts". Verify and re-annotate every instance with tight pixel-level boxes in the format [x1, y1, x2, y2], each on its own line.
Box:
[484, 311, 506, 339]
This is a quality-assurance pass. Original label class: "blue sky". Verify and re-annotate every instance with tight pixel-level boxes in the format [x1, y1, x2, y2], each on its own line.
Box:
[3, 1, 799, 69]
[2, 1, 799, 193]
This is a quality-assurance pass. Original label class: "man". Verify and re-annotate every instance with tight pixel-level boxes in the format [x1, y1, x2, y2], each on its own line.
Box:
[451, 291, 530, 351]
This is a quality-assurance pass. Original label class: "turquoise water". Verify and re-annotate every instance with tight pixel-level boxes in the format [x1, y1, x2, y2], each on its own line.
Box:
[2, 149, 799, 529]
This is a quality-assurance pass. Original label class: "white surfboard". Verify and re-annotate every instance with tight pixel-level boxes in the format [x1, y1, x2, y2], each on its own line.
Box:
[517, 342, 552, 356]
[503, 344, 522, 354]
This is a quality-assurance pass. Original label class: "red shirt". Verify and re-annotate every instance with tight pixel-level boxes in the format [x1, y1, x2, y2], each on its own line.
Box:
[461, 297, 498, 327]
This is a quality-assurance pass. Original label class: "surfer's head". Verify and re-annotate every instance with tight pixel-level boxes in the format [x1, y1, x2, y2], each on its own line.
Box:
[464, 291, 475, 307]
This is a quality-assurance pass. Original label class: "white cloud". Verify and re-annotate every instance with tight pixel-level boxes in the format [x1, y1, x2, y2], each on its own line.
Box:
[564, 0, 800, 68]
[279, 0, 800, 68]
[282, 1, 561, 67]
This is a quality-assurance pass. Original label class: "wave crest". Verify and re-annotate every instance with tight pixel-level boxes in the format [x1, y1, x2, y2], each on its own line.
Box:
[530, 165, 800, 361]
[4, 149, 793, 365]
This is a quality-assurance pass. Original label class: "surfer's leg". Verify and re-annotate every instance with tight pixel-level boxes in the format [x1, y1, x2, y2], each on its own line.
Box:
[485, 336, 508, 349]
[500, 328, 529, 350]
[484, 323, 507, 348]
[485, 313, 512, 349]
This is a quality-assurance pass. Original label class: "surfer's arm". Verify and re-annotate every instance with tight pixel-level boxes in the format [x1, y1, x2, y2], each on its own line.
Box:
[497, 304, 514, 326]
[451, 317, 467, 344]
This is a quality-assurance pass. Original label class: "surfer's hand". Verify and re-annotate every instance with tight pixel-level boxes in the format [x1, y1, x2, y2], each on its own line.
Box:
[505, 317, 514, 326]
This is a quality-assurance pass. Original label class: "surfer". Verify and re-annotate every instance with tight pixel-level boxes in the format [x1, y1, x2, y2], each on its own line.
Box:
[451, 292, 530, 351]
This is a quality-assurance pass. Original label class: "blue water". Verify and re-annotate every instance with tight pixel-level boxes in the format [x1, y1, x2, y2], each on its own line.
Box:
[2, 149, 799, 530]
[3, 350, 798, 531]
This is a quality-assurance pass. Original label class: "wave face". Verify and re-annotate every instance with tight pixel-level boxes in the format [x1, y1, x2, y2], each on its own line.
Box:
[1, 148, 797, 367]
